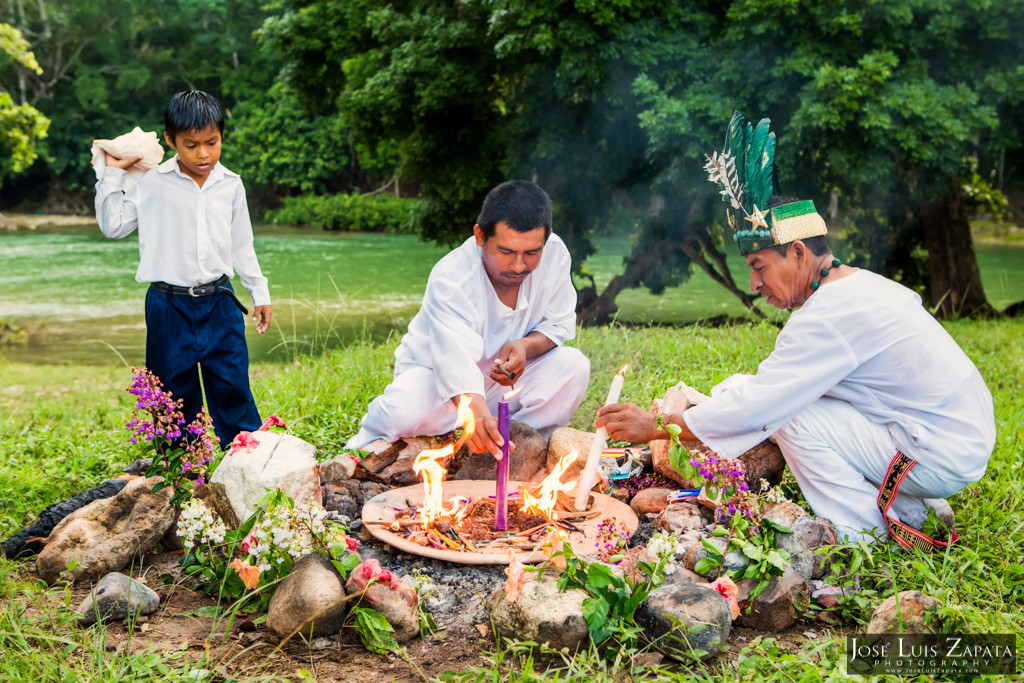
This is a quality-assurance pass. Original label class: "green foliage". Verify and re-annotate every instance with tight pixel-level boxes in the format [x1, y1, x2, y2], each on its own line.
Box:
[350, 605, 399, 655]
[0, 24, 49, 186]
[556, 541, 666, 649]
[265, 192, 420, 233]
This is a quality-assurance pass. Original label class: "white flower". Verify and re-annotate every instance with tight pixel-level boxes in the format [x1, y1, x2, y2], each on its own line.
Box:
[647, 532, 677, 564]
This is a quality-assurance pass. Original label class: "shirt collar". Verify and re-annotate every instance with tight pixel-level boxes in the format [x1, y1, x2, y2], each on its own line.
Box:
[157, 156, 237, 186]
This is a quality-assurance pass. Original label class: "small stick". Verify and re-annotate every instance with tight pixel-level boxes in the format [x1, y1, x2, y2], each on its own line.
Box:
[515, 522, 552, 537]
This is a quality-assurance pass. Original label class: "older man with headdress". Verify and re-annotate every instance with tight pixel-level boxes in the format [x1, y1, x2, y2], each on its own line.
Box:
[596, 112, 995, 547]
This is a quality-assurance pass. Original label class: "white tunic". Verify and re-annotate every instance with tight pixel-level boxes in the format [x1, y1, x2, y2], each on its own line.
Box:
[346, 233, 588, 449]
[394, 233, 578, 399]
[684, 269, 995, 482]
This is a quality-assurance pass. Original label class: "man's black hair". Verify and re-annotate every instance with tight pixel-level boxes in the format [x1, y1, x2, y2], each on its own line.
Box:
[765, 195, 831, 257]
[476, 180, 553, 241]
[164, 90, 225, 141]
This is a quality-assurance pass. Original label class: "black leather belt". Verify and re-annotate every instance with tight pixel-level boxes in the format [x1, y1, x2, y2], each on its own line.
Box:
[150, 275, 249, 315]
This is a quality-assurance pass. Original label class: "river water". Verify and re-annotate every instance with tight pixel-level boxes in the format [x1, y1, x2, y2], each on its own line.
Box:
[2, 221, 1022, 365]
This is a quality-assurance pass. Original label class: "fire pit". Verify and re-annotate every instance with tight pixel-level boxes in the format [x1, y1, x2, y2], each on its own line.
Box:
[361, 480, 638, 565]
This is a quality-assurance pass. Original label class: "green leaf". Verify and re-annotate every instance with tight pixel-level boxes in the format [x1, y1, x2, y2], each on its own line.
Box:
[182, 605, 222, 618]
[694, 557, 719, 575]
[352, 606, 398, 655]
[700, 538, 723, 557]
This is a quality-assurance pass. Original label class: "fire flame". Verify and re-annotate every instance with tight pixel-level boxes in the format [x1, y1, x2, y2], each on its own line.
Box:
[522, 448, 579, 520]
[619, 364, 629, 375]
[412, 395, 474, 529]
[503, 386, 522, 401]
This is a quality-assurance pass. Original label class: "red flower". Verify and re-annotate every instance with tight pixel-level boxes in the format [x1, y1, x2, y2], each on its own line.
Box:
[345, 537, 358, 552]
[230, 431, 259, 454]
[258, 413, 287, 431]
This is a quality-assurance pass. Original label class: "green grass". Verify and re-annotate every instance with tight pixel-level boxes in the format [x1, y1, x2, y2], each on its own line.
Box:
[2, 320, 1023, 680]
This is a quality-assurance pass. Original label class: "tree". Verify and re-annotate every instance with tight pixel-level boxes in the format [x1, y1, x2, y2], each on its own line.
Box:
[0, 23, 49, 221]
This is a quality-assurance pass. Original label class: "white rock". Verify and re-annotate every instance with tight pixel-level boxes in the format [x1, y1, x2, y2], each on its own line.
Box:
[209, 431, 320, 525]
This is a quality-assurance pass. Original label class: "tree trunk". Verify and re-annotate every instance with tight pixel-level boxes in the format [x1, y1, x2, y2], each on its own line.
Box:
[921, 182, 995, 318]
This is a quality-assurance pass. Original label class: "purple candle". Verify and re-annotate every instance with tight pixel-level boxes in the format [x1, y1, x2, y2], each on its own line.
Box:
[495, 396, 511, 530]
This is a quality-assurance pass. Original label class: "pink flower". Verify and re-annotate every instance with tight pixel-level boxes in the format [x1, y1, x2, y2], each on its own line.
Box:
[704, 576, 741, 619]
[239, 532, 257, 554]
[230, 431, 259, 454]
[345, 537, 358, 552]
[258, 413, 286, 431]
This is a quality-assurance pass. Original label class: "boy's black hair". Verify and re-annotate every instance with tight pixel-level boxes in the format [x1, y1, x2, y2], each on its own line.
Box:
[164, 90, 225, 141]
[476, 180, 553, 241]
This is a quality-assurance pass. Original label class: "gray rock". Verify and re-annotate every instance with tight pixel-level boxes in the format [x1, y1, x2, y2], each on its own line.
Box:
[268, 554, 349, 640]
[683, 534, 749, 580]
[208, 431, 321, 528]
[658, 502, 704, 534]
[735, 567, 810, 631]
[636, 583, 732, 661]
[774, 531, 814, 582]
[866, 590, 941, 634]
[37, 477, 175, 584]
[791, 516, 838, 579]
[320, 454, 358, 484]
[489, 575, 589, 651]
[77, 572, 159, 626]
[660, 566, 705, 587]
[453, 421, 547, 482]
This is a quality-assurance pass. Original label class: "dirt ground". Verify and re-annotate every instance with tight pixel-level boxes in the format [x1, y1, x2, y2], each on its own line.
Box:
[6, 536, 833, 683]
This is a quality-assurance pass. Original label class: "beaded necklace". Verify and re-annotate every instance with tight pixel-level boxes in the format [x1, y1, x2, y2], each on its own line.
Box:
[810, 258, 842, 291]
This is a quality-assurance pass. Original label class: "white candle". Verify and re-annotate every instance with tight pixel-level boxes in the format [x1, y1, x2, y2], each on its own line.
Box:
[574, 365, 628, 511]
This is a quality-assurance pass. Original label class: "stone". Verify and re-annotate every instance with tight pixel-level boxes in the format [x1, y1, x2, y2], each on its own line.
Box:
[630, 488, 675, 517]
[321, 483, 361, 519]
[661, 566, 705, 587]
[37, 477, 175, 584]
[762, 500, 809, 531]
[774, 531, 814, 582]
[636, 583, 732, 661]
[683, 534, 749, 580]
[737, 440, 787, 489]
[346, 559, 420, 642]
[358, 439, 408, 474]
[866, 590, 941, 634]
[489, 575, 589, 652]
[791, 516, 838, 579]
[657, 502, 705, 534]
[76, 572, 160, 626]
[453, 421, 547, 482]
[268, 554, 349, 640]
[545, 428, 595, 482]
[207, 431, 321, 528]
[320, 454, 358, 484]
[735, 567, 810, 631]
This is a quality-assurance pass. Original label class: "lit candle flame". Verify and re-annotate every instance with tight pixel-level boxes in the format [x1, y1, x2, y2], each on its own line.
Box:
[618, 364, 629, 375]
[503, 386, 522, 401]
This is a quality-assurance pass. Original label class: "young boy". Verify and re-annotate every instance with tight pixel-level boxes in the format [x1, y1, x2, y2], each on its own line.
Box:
[95, 90, 271, 447]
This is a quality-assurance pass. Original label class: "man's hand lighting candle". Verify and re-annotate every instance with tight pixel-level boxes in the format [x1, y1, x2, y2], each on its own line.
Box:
[574, 365, 628, 511]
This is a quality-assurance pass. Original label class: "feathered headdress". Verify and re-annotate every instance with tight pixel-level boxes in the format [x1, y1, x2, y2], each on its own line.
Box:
[704, 111, 826, 256]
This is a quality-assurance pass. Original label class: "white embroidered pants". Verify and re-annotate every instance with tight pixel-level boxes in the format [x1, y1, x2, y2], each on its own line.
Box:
[774, 397, 970, 543]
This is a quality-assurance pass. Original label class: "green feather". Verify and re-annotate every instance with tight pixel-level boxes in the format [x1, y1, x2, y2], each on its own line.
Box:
[744, 118, 774, 212]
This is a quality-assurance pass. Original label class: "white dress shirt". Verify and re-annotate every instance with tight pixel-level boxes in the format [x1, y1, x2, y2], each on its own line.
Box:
[95, 157, 270, 306]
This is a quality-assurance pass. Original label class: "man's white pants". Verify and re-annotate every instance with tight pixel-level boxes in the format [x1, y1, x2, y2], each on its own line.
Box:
[773, 397, 970, 543]
[346, 346, 590, 450]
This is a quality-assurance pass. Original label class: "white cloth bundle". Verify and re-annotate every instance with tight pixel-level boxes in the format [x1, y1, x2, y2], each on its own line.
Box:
[90, 127, 165, 190]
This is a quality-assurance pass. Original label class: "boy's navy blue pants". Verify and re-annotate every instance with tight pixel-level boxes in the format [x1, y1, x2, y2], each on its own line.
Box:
[145, 282, 261, 448]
